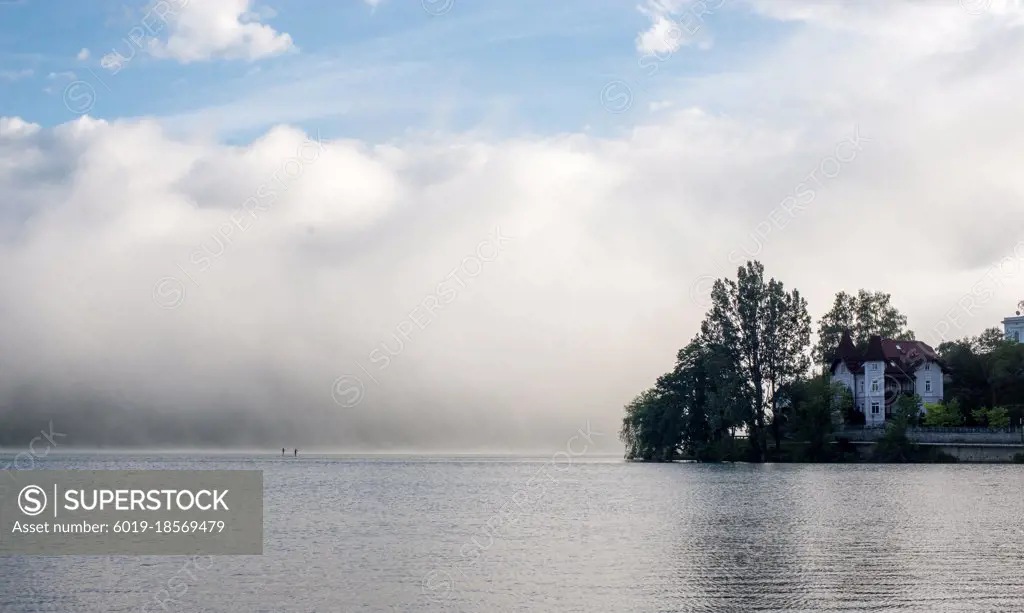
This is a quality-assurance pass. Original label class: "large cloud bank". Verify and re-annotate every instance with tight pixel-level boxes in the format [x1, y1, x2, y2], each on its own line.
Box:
[2, 1, 1024, 450]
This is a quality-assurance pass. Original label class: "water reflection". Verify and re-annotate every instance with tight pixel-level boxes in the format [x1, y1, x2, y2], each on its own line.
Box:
[0, 456, 1021, 612]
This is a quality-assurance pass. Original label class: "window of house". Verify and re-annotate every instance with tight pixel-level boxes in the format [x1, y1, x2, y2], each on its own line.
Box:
[1015, 331, 1020, 342]
[871, 402, 880, 414]
[858, 379, 864, 391]
[925, 363, 930, 371]
[925, 379, 932, 393]
[871, 380, 879, 392]
[871, 363, 878, 371]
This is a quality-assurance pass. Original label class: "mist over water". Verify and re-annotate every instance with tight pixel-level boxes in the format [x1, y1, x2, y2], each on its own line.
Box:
[0, 387, 623, 453]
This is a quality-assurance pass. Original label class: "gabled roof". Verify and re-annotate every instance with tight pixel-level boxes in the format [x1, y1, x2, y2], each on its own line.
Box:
[829, 330, 949, 376]
[881, 339, 939, 363]
[829, 329, 862, 374]
[881, 338, 949, 375]
[864, 335, 886, 361]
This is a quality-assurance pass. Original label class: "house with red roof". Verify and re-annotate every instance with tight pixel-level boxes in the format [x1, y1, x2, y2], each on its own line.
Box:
[829, 330, 947, 426]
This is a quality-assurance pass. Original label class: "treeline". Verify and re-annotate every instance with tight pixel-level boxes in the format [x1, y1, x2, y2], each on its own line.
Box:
[937, 331, 1024, 425]
[619, 260, 1024, 462]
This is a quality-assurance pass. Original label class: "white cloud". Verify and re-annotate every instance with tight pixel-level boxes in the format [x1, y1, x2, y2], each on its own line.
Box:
[77, 48, 90, 61]
[42, 71, 76, 93]
[0, 116, 40, 137]
[0, 68, 32, 81]
[3, 2, 1024, 449]
[635, 0, 716, 55]
[741, 0, 992, 52]
[649, 100, 674, 112]
[148, 0, 296, 63]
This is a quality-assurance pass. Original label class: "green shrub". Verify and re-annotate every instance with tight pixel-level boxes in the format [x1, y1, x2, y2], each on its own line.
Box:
[988, 407, 1011, 428]
[923, 400, 964, 427]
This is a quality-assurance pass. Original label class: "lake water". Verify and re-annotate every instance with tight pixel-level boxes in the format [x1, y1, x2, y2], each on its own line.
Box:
[1, 455, 1022, 612]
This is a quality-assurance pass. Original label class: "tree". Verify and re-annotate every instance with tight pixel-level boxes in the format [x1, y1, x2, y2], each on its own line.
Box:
[620, 387, 681, 461]
[970, 406, 1010, 428]
[620, 335, 751, 462]
[939, 336, 1024, 426]
[666, 341, 712, 458]
[700, 261, 812, 462]
[894, 394, 923, 428]
[893, 393, 922, 428]
[692, 341, 751, 459]
[987, 406, 1011, 429]
[762, 275, 814, 456]
[664, 338, 751, 461]
[986, 342, 1024, 407]
[938, 339, 989, 422]
[973, 327, 1011, 354]
[814, 290, 914, 365]
[620, 388, 652, 460]
[872, 394, 922, 462]
[922, 400, 964, 427]
[786, 377, 848, 461]
[972, 406, 989, 427]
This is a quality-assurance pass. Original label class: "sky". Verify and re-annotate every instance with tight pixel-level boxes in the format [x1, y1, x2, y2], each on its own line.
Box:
[1, 0, 1024, 451]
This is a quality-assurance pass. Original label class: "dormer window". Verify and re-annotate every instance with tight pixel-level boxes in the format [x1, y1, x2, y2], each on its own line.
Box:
[925, 363, 930, 371]
[871, 363, 879, 371]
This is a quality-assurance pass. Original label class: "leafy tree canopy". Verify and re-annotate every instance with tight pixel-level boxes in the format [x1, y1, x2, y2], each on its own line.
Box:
[814, 290, 914, 365]
[700, 261, 812, 461]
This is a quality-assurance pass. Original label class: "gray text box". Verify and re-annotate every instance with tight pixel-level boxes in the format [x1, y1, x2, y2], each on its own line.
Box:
[0, 470, 262, 555]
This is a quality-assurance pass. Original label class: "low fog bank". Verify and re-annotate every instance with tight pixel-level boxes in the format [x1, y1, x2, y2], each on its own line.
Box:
[0, 384, 626, 453]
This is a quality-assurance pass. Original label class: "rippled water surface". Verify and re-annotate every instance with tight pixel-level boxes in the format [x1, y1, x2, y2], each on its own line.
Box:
[1, 455, 1022, 612]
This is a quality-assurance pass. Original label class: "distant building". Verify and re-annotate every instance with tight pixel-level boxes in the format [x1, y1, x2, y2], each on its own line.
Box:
[1003, 315, 1024, 343]
[829, 330, 946, 426]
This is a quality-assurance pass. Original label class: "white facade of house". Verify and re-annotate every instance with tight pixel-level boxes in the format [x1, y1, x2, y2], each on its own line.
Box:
[832, 357, 944, 426]
[914, 360, 944, 406]
[1004, 315, 1024, 343]
[832, 361, 856, 401]
[864, 360, 887, 426]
